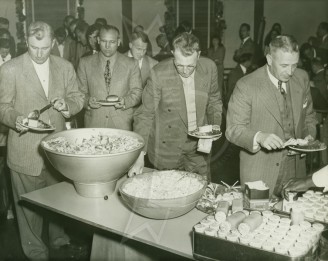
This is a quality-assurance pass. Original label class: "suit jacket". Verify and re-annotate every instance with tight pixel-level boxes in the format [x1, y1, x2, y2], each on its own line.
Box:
[0, 53, 84, 176]
[226, 64, 245, 105]
[226, 65, 317, 193]
[140, 56, 158, 87]
[313, 70, 328, 102]
[133, 57, 223, 170]
[51, 39, 71, 61]
[77, 52, 143, 130]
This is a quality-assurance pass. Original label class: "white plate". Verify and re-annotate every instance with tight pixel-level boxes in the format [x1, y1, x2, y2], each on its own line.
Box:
[19, 120, 55, 132]
[288, 144, 327, 152]
[188, 125, 222, 139]
[96, 100, 119, 106]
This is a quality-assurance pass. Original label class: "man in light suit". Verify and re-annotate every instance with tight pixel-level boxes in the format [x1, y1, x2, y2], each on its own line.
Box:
[129, 32, 223, 177]
[126, 31, 158, 87]
[77, 25, 143, 130]
[226, 35, 317, 197]
[0, 21, 84, 260]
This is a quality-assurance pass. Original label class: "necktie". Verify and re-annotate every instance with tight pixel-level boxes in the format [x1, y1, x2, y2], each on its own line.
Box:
[104, 60, 111, 94]
[278, 80, 285, 95]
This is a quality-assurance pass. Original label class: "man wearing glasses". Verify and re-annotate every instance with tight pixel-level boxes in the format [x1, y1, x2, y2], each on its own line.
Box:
[130, 32, 223, 178]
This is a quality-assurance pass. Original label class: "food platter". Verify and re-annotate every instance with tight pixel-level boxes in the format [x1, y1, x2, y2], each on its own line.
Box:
[188, 125, 222, 139]
[19, 119, 55, 132]
[96, 100, 119, 106]
[288, 140, 326, 152]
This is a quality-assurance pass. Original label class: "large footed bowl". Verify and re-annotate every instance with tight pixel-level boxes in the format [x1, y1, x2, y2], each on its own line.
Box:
[41, 128, 144, 198]
[119, 171, 207, 219]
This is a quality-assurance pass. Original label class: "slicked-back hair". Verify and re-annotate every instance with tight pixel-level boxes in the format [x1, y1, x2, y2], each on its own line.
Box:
[269, 34, 299, 55]
[99, 25, 120, 37]
[27, 21, 54, 40]
[172, 32, 200, 56]
[130, 31, 149, 44]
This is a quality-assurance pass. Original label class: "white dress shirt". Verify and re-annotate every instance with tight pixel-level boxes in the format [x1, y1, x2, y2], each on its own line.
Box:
[128, 50, 143, 69]
[0, 53, 11, 67]
[31, 58, 50, 98]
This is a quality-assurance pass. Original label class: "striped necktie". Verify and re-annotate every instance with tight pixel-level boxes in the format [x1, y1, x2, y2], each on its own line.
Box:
[104, 60, 111, 93]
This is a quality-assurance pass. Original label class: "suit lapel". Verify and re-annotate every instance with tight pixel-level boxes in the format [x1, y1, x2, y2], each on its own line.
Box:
[22, 54, 48, 101]
[260, 69, 283, 129]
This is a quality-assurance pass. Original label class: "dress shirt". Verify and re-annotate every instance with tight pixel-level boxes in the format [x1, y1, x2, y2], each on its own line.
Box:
[128, 50, 143, 69]
[0, 53, 11, 67]
[56, 40, 64, 58]
[31, 58, 50, 98]
[253, 66, 287, 149]
[242, 36, 250, 45]
[312, 165, 328, 192]
[179, 71, 197, 132]
[240, 64, 247, 74]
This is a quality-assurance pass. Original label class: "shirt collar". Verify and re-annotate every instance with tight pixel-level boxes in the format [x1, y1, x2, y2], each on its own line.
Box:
[99, 51, 117, 65]
[127, 50, 133, 58]
[266, 65, 287, 91]
[31, 57, 50, 68]
[316, 68, 324, 74]
[323, 34, 328, 42]
[240, 64, 247, 74]
[242, 36, 250, 44]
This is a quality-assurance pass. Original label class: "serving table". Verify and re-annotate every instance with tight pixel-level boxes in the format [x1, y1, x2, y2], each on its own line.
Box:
[21, 168, 207, 260]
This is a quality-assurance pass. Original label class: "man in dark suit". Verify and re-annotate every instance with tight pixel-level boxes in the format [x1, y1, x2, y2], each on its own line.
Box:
[77, 25, 142, 130]
[316, 22, 328, 65]
[0, 21, 84, 260]
[51, 27, 71, 60]
[226, 35, 317, 197]
[126, 31, 158, 87]
[130, 32, 223, 177]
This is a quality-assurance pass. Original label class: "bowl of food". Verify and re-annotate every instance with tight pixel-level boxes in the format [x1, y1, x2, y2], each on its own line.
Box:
[119, 170, 207, 219]
[41, 128, 144, 198]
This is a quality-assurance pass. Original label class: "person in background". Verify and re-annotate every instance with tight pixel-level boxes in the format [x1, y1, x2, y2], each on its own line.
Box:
[264, 23, 282, 48]
[67, 19, 80, 67]
[126, 31, 158, 87]
[316, 22, 328, 65]
[0, 38, 11, 66]
[207, 35, 225, 92]
[63, 15, 74, 37]
[299, 42, 317, 78]
[77, 25, 142, 130]
[226, 53, 253, 106]
[311, 57, 328, 102]
[226, 35, 317, 198]
[282, 165, 328, 200]
[83, 23, 101, 57]
[74, 21, 90, 68]
[0, 17, 16, 58]
[153, 33, 172, 62]
[130, 32, 223, 178]
[94, 17, 107, 27]
[0, 21, 84, 260]
[233, 23, 257, 64]
[133, 25, 153, 57]
[51, 27, 70, 60]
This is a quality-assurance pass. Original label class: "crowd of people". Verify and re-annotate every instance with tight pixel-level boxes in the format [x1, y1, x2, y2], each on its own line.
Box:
[0, 14, 327, 260]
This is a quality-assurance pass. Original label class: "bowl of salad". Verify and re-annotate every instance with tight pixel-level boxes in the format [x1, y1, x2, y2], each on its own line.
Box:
[41, 128, 144, 198]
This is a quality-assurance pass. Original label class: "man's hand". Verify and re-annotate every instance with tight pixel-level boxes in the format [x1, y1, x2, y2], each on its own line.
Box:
[256, 132, 284, 150]
[15, 115, 28, 134]
[128, 151, 145, 177]
[88, 97, 101, 109]
[51, 97, 68, 112]
[114, 97, 125, 109]
[281, 176, 314, 200]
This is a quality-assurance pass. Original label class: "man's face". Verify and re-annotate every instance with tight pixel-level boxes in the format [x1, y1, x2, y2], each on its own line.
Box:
[76, 31, 87, 46]
[239, 25, 249, 40]
[267, 49, 299, 82]
[0, 47, 9, 58]
[56, 35, 65, 45]
[98, 29, 120, 58]
[129, 38, 147, 60]
[173, 49, 199, 78]
[27, 35, 54, 64]
[88, 31, 98, 50]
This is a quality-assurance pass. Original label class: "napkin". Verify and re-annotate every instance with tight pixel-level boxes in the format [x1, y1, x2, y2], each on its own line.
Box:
[245, 181, 268, 190]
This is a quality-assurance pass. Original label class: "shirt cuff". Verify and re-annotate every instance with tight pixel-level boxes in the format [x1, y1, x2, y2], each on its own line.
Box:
[253, 131, 261, 150]
[312, 165, 328, 192]
[60, 104, 71, 118]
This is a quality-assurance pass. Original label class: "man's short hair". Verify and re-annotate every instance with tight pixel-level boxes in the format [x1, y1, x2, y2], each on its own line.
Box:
[130, 31, 149, 44]
[240, 23, 250, 31]
[95, 18, 107, 26]
[27, 21, 54, 40]
[99, 25, 120, 37]
[269, 35, 299, 55]
[86, 23, 100, 38]
[54, 27, 66, 38]
[0, 17, 9, 25]
[172, 32, 199, 56]
[0, 38, 10, 49]
[133, 25, 144, 33]
[0, 28, 10, 38]
[238, 53, 253, 64]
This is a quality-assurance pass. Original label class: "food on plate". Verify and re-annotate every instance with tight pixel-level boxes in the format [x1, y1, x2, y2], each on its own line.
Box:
[198, 125, 212, 133]
[23, 118, 53, 129]
[122, 171, 204, 199]
[284, 138, 326, 150]
[42, 133, 142, 154]
[106, 95, 119, 102]
[189, 125, 221, 136]
[283, 138, 308, 147]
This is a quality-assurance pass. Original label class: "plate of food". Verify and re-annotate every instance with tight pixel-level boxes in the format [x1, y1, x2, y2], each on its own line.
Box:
[19, 118, 55, 132]
[97, 95, 120, 106]
[287, 139, 326, 152]
[188, 125, 222, 139]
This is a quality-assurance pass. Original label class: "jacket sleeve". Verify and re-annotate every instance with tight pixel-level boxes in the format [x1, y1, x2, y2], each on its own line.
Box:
[76, 58, 90, 109]
[123, 60, 143, 109]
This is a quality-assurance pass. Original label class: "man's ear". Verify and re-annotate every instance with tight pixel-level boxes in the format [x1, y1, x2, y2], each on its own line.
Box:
[266, 54, 272, 66]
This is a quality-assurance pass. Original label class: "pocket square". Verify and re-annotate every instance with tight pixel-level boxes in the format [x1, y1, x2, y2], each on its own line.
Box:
[303, 99, 308, 108]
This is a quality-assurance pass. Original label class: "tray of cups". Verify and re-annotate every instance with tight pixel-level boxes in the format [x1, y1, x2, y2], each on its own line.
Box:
[193, 209, 325, 261]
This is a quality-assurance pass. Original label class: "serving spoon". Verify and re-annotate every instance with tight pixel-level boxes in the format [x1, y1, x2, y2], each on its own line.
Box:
[28, 103, 53, 120]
